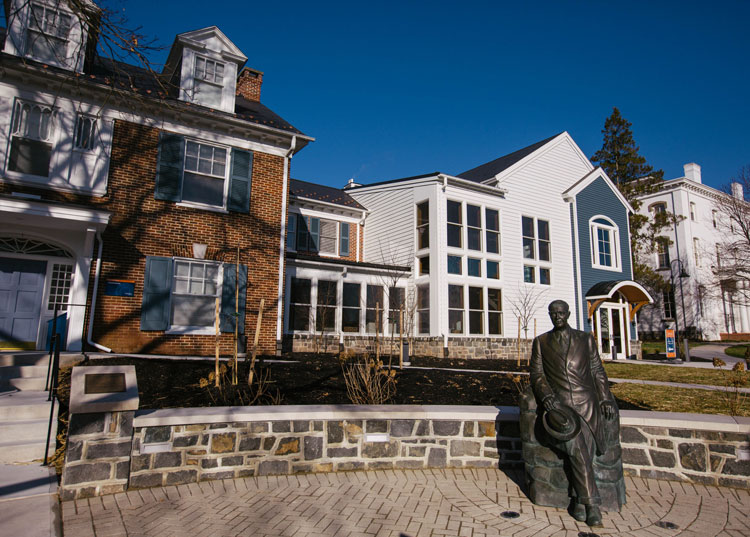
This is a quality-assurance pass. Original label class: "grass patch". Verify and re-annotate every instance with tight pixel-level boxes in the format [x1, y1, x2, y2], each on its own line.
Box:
[640, 340, 707, 354]
[610, 383, 750, 417]
[726, 345, 750, 359]
[604, 362, 732, 386]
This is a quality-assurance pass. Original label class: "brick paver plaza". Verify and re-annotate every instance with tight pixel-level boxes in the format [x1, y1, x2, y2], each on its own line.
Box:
[62, 468, 750, 537]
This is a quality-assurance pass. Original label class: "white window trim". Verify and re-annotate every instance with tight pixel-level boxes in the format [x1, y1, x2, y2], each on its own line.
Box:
[179, 137, 231, 211]
[446, 285, 504, 337]
[167, 258, 223, 334]
[6, 98, 58, 179]
[590, 215, 621, 271]
[521, 215, 552, 285]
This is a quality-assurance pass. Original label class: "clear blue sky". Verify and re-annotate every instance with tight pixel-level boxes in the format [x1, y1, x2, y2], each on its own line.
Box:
[38, 1, 750, 189]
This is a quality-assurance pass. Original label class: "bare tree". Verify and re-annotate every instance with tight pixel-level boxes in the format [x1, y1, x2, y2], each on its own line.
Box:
[508, 284, 548, 339]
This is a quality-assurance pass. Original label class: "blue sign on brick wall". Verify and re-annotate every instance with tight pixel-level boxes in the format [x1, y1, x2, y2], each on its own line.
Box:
[105, 280, 135, 297]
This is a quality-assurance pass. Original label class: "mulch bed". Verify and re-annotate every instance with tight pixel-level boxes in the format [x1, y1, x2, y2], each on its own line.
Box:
[68, 353, 644, 410]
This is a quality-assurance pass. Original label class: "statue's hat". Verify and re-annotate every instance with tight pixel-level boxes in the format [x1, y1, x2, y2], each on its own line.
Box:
[542, 405, 581, 441]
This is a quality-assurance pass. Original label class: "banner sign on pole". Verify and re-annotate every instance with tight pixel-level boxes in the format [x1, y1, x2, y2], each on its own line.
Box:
[665, 329, 676, 359]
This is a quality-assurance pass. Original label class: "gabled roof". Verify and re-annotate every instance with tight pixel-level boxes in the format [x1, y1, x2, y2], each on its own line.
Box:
[457, 133, 563, 183]
[563, 167, 634, 213]
[290, 179, 366, 210]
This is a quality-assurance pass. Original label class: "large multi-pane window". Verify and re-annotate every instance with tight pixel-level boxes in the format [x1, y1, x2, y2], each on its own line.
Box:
[522, 216, 551, 284]
[467, 205, 482, 251]
[171, 260, 220, 328]
[448, 285, 464, 334]
[47, 264, 73, 311]
[417, 284, 430, 334]
[468, 287, 483, 334]
[289, 277, 312, 331]
[446, 286, 503, 336]
[590, 217, 620, 270]
[183, 141, 227, 207]
[485, 209, 500, 254]
[365, 285, 384, 333]
[388, 287, 405, 334]
[447, 200, 462, 247]
[8, 100, 56, 176]
[315, 280, 337, 332]
[27, 3, 73, 64]
[487, 289, 502, 335]
[416, 201, 429, 249]
[342, 282, 361, 332]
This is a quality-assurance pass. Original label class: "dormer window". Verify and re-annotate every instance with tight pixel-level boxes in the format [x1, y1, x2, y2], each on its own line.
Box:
[8, 100, 56, 177]
[193, 55, 225, 108]
[27, 3, 73, 64]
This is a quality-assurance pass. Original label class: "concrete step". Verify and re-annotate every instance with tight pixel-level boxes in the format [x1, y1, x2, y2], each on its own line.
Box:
[0, 391, 55, 420]
[0, 365, 49, 378]
[0, 418, 58, 443]
[1, 377, 48, 391]
[0, 353, 50, 367]
[0, 439, 58, 464]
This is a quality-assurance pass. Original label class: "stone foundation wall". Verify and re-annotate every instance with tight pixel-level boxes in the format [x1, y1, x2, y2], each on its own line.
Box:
[60, 411, 134, 500]
[288, 335, 534, 360]
[60, 406, 750, 499]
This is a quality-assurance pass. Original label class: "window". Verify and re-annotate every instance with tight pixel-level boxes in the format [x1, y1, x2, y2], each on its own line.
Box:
[74, 115, 97, 150]
[522, 216, 550, 284]
[467, 204, 482, 251]
[292, 216, 338, 255]
[689, 202, 696, 221]
[417, 284, 430, 334]
[155, 133, 253, 212]
[448, 284, 464, 334]
[712, 210, 718, 228]
[447, 200, 462, 248]
[486, 209, 500, 254]
[662, 289, 676, 319]
[468, 286, 483, 334]
[366, 285, 384, 333]
[193, 56, 225, 108]
[183, 141, 227, 207]
[47, 264, 73, 311]
[286, 214, 297, 250]
[488, 289, 502, 335]
[318, 219, 337, 255]
[340, 223, 350, 257]
[716, 244, 721, 268]
[651, 202, 667, 216]
[447, 255, 462, 274]
[486, 260, 499, 280]
[289, 277, 311, 331]
[388, 287, 405, 334]
[656, 238, 670, 269]
[342, 282, 361, 332]
[467, 257, 481, 277]
[315, 280, 337, 332]
[26, 3, 73, 64]
[590, 217, 620, 270]
[419, 255, 430, 275]
[171, 260, 220, 328]
[8, 100, 56, 176]
[693, 238, 700, 266]
[416, 201, 429, 249]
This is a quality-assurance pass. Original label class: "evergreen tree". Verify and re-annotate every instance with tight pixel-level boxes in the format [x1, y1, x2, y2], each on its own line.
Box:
[591, 108, 677, 293]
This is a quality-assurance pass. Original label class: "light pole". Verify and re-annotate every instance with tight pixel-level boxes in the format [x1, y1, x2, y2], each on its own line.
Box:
[670, 259, 690, 362]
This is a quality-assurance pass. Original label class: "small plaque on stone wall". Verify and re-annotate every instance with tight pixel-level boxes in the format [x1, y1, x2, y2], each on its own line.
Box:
[84, 373, 126, 394]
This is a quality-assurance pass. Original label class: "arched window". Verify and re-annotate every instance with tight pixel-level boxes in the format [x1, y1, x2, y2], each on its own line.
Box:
[589, 216, 621, 270]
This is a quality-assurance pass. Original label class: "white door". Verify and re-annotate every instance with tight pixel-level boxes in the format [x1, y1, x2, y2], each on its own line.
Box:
[596, 303, 628, 360]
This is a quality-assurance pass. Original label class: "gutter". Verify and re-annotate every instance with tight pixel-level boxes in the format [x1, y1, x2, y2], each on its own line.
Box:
[87, 232, 112, 352]
[276, 136, 297, 348]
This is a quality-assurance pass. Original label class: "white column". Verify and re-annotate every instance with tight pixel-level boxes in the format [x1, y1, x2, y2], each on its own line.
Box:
[740, 282, 750, 333]
[67, 228, 96, 351]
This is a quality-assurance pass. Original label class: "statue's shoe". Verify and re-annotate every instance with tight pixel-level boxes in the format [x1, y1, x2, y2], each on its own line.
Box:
[569, 503, 586, 522]
[586, 506, 603, 527]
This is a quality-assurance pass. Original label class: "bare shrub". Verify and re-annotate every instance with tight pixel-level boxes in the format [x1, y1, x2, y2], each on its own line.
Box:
[199, 363, 281, 406]
[340, 354, 397, 404]
[712, 358, 749, 416]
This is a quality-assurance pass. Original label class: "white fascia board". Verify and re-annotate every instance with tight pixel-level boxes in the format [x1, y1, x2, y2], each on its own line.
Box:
[563, 168, 634, 213]
[289, 198, 366, 220]
[0, 198, 111, 226]
[443, 174, 507, 197]
[176, 27, 248, 65]
[493, 132, 593, 184]
[288, 258, 409, 277]
[349, 174, 505, 198]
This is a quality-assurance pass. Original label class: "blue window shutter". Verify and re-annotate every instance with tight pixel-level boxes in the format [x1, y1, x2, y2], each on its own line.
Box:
[140, 256, 173, 330]
[220, 263, 247, 334]
[228, 149, 253, 213]
[340, 222, 350, 256]
[155, 133, 184, 201]
[310, 218, 320, 252]
[287, 214, 297, 250]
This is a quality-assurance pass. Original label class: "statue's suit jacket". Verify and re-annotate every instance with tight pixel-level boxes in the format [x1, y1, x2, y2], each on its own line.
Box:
[530, 326, 615, 453]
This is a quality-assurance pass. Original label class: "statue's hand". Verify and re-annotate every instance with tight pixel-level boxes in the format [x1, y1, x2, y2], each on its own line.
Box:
[543, 396, 559, 412]
[601, 401, 616, 421]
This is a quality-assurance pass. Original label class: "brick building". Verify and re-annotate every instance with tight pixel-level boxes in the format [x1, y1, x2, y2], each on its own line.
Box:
[0, 0, 311, 355]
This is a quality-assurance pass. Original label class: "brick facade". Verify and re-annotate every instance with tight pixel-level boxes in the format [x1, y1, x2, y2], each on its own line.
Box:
[84, 120, 284, 355]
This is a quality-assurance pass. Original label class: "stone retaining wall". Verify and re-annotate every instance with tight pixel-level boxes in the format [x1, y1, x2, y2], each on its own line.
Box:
[59, 406, 750, 500]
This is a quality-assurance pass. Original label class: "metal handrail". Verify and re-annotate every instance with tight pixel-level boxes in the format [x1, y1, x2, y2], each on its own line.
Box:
[44, 302, 87, 466]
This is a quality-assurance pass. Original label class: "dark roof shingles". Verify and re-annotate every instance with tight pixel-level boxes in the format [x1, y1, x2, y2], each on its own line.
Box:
[290, 179, 365, 210]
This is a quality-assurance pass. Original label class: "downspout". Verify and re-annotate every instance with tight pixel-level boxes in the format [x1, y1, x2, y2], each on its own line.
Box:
[87, 232, 111, 352]
[276, 135, 297, 351]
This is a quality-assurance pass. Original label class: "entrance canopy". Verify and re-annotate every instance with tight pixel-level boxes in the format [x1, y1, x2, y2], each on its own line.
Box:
[586, 280, 654, 321]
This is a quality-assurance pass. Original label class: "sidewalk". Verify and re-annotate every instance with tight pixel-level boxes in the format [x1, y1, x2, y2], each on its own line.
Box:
[62, 467, 750, 537]
[0, 464, 60, 537]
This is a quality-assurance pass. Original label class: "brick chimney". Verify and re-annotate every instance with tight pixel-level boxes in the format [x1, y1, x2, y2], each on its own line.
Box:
[236, 67, 263, 102]
[683, 163, 701, 184]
